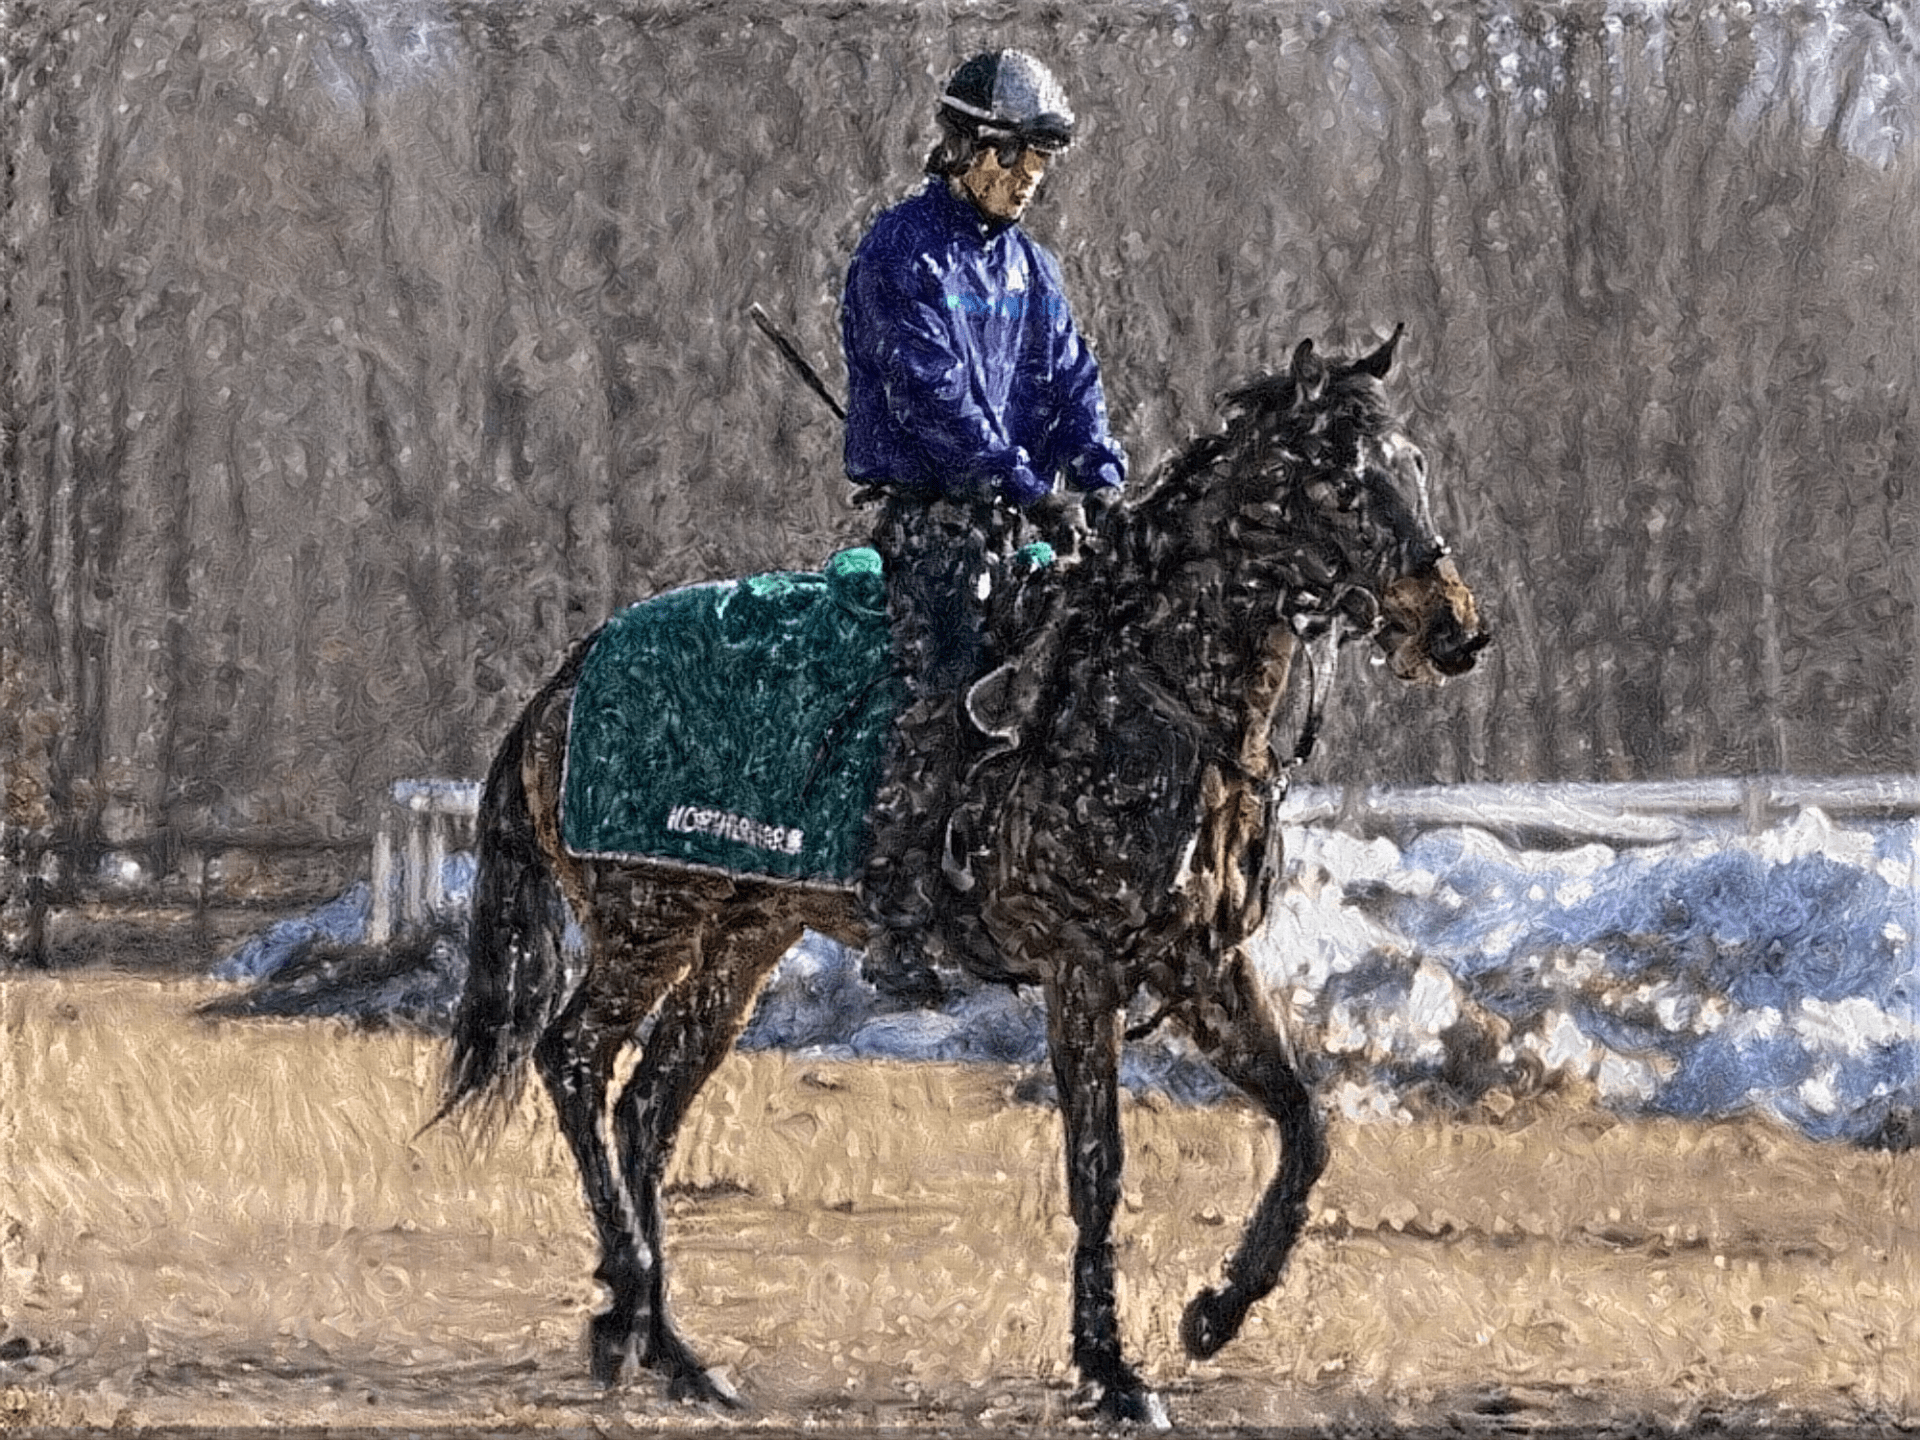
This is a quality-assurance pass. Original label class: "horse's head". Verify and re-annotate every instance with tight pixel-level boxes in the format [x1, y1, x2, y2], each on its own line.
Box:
[1211, 327, 1490, 683]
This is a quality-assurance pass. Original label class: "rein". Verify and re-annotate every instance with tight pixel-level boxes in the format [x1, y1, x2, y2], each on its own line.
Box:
[1279, 617, 1345, 777]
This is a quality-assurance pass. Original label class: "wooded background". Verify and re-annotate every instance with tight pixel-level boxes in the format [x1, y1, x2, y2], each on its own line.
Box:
[3, 0, 1916, 917]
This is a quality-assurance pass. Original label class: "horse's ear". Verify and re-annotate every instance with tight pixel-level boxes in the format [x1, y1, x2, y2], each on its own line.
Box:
[1288, 338, 1326, 401]
[1352, 323, 1405, 380]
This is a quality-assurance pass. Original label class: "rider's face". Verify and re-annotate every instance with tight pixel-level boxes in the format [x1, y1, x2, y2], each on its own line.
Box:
[957, 142, 1052, 222]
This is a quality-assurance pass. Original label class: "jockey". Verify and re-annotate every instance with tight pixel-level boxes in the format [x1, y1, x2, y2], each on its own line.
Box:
[843, 49, 1127, 1004]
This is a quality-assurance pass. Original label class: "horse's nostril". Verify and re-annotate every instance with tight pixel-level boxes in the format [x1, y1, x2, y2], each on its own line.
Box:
[1430, 626, 1491, 675]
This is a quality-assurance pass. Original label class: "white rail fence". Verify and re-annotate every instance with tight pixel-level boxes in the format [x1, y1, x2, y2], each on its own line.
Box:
[1277, 774, 1920, 846]
[363, 774, 1920, 943]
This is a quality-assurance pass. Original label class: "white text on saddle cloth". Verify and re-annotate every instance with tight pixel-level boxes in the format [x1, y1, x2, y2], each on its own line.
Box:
[664, 803, 806, 855]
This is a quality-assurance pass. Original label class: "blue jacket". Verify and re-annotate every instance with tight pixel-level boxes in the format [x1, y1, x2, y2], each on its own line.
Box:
[842, 180, 1125, 506]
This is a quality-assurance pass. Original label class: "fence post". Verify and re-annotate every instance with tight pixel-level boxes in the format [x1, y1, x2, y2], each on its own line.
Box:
[368, 822, 394, 946]
[404, 807, 429, 934]
[424, 808, 448, 920]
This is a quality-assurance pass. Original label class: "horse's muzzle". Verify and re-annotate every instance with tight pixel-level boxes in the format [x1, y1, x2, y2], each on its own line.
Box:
[1380, 555, 1490, 681]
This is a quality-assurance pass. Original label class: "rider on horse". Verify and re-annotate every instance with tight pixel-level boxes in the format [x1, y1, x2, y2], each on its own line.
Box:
[842, 49, 1128, 1003]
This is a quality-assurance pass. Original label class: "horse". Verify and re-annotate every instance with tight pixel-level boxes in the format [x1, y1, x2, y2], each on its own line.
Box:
[432, 328, 1489, 1426]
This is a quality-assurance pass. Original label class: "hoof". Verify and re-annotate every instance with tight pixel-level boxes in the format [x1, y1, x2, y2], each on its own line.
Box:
[646, 1327, 742, 1410]
[587, 1313, 634, 1387]
[667, 1364, 742, 1410]
[1180, 1286, 1246, 1360]
[864, 959, 949, 1009]
[1073, 1378, 1171, 1430]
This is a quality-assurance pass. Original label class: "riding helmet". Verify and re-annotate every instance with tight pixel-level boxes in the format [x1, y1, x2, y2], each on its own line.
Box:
[939, 50, 1076, 151]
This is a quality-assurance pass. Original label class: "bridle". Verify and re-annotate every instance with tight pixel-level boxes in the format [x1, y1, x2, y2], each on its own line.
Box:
[1266, 429, 1451, 779]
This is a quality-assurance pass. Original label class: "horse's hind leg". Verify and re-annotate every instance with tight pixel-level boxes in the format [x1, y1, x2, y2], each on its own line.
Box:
[532, 975, 663, 1387]
[611, 906, 802, 1406]
[1172, 947, 1328, 1359]
[531, 892, 697, 1387]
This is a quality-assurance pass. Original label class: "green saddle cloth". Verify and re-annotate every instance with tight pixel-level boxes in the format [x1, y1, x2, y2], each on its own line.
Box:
[560, 548, 901, 884]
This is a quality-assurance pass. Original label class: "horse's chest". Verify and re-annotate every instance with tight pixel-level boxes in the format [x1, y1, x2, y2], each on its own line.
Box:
[1030, 711, 1206, 894]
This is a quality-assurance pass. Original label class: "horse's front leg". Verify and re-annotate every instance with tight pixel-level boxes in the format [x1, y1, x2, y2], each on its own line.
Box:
[1045, 962, 1169, 1429]
[1173, 946, 1329, 1359]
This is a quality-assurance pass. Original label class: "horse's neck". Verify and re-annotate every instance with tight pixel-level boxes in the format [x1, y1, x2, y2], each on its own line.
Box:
[1038, 484, 1305, 944]
[1079, 475, 1307, 781]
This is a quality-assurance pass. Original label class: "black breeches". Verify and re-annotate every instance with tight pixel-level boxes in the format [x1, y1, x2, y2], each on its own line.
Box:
[869, 491, 1022, 699]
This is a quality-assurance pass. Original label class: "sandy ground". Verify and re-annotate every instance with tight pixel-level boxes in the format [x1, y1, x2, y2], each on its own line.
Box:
[2, 972, 1913, 1435]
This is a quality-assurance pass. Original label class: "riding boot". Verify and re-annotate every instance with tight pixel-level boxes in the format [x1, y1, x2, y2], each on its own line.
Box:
[858, 689, 963, 1007]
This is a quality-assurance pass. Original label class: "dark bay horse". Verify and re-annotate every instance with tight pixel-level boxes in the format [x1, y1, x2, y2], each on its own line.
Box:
[435, 331, 1488, 1425]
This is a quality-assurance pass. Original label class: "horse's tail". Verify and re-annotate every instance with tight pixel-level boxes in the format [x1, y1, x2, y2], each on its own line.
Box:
[427, 640, 593, 1135]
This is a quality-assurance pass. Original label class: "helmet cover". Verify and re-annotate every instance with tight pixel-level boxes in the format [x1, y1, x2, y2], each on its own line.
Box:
[940, 50, 1075, 150]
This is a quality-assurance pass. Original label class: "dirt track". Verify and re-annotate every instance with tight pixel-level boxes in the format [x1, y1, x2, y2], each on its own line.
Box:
[2, 975, 1913, 1435]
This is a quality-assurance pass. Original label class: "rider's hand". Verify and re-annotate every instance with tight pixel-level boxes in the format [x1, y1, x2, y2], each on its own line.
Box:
[1023, 491, 1083, 557]
[1081, 485, 1120, 535]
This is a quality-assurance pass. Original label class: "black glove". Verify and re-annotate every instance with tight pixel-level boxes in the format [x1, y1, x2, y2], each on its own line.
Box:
[1081, 486, 1121, 535]
[1023, 491, 1083, 556]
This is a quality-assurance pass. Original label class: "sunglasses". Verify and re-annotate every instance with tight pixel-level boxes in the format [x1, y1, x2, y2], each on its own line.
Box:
[984, 134, 1065, 169]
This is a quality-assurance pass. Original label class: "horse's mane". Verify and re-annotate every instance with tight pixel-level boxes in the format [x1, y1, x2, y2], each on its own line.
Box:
[1142, 346, 1395, 510]
[981, 335, 1418, 757]
[1110, 344, 1400, 581]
